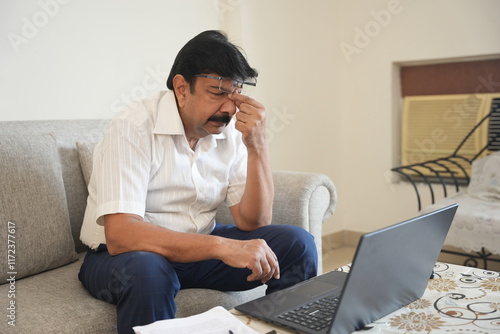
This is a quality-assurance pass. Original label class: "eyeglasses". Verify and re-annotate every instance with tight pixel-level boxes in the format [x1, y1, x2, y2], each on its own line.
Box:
[194, 74, 256, 96]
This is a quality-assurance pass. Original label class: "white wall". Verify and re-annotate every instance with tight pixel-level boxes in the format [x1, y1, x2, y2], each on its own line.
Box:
[0, 0, 219, 121]
[334, 0, 500, 233]
[221, 0, 500, 235]
[2, 0, 500, 236]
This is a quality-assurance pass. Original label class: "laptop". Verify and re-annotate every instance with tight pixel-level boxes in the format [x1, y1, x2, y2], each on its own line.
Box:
[235, 204, 458, 334]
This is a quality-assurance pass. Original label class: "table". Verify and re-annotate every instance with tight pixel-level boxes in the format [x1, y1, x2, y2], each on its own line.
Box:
[231, 262, 500, 333]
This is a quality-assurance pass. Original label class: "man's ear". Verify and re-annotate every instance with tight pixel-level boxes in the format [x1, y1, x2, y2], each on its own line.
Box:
[172, 74, 190, 108]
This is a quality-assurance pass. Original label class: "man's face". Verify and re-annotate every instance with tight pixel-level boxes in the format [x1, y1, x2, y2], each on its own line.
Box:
[178, 73, 238, 140]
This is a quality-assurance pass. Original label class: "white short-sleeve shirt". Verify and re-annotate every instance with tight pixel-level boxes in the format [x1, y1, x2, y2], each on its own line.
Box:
[80, 90, 248, 250]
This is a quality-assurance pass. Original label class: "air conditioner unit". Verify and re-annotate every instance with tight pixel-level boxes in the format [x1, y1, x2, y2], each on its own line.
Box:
[401, 93, 500, 176]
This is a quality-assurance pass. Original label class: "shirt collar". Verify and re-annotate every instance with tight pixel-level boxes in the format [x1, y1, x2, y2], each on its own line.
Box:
[153, 90, 184, 135]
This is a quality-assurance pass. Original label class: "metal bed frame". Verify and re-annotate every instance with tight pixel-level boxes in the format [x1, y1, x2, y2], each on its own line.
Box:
[391, 98, 500, 269]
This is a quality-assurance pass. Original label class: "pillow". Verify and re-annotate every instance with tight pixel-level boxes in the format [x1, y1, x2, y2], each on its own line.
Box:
[467, 151, 500, 201]
[0, 134, 78, 283]
[76, 141, 98, 186]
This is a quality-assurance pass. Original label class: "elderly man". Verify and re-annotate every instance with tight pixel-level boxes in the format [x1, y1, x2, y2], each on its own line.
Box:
[78, 30, 317, 334]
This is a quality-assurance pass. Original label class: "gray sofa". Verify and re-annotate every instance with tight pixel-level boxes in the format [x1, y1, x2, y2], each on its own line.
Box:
[0, 119, 337, 334]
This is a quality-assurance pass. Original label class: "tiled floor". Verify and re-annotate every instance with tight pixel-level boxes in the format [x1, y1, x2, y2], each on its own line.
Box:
[322, 246, 356, 273]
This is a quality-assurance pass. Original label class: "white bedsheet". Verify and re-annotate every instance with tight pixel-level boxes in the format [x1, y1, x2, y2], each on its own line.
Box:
[422, 192, 500, 255]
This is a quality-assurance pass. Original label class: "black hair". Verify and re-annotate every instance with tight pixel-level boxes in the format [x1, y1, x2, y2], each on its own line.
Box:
[166, 30, 258, 91]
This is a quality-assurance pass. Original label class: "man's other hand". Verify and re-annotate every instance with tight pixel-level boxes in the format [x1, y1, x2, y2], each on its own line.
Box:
[218, 237, 280, 284]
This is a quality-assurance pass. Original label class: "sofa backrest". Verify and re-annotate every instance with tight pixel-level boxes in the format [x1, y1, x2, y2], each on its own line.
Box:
[0, 120, 110, 253]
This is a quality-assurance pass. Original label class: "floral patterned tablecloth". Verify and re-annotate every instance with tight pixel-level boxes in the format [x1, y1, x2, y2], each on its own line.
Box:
[359, 262, 500, 333]
[232, 262, 500, 334]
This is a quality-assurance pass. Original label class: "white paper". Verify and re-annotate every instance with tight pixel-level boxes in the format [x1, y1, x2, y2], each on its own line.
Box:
[133, 306, 261, 334]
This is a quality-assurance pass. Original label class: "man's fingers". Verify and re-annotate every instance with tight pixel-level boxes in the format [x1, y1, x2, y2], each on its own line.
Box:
[228, 93, 265, 110]
[268, 252, 280, 280]
[247, 263, 263, 282]
[246, 249, 280, 283]
[247, 263, 274, 283]
[228, 92, 252, 103]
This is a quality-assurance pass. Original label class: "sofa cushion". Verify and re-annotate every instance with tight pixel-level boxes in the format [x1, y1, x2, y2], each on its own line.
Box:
[0, 119, 111, 253]
[0, 253, 117, 333]
[76, 141, 97, 186]
[0, 134, 78, 283]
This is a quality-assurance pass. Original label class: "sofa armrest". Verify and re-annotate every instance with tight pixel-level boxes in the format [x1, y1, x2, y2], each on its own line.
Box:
[271, 170, 336, 230]
[215, 171, 337, 272]
[216, 171, 336, 227]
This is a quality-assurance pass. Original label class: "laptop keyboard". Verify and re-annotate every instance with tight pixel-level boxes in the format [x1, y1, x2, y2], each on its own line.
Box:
[277, 296, 340, 331]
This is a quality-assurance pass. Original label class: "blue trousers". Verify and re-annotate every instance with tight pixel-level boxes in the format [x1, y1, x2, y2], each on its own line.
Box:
[78, 224, 318, 334]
